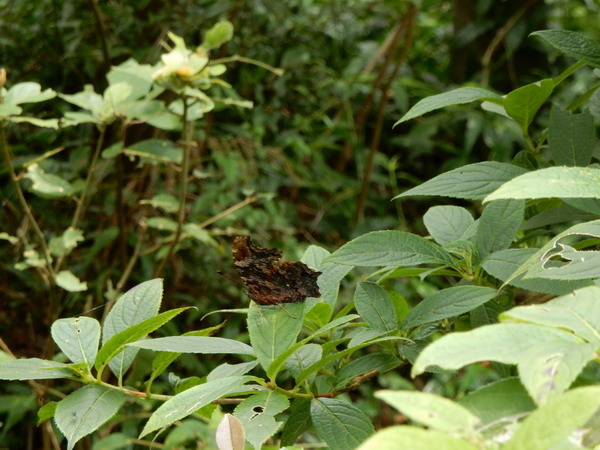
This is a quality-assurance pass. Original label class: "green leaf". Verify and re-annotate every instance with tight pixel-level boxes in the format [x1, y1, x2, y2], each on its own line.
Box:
[531, 30, 600, 67]
[60, 85, 103, 116]
[481, 248, 592, 295]
[247, 302, 305, 373]
[310, 398, 375, 450]
[395, 162, 528, 201]
[0, 103, 22, 117]
[55, 385, 126, 450]
[265, 314, 359, 380]
[140, 193, 179, 213]
[107, 59, 155, 102]
[504, 386, 600, 450]
[549, 106, 595, 166]
[4, 82, 56, 105]
[401, 286, 498, 329]
[334, 353, 400, 390]
[140, 376, 253, 438]
[499, 220, 600, 285]
[475, 200, 524, 259]
[102, 279, 163, 378]
[124, 139, 182, 164]
[500, 286, 600, 343]
[518, 341, 596, 406]
[376, 390, 480, 435]
[38, 401, 58, 425]
[423, 206, 474, 246]
[51, 317, 100, 365]
[207, 360, 258, 382]
[327, 231, 455, 268]
[49, 227, 84, 257]
[357, 426, 478, 450]
[485, 167, 600, 203]
[127, 336, 255, 355]
[458, 378, 534, 424]
[302, 245, 352, 308]
[354, 282, 398, 331]
[234, 391, 289, 450]
[284, 343, 322, 383]
[0, 358, 74, 380]
[504, 79, 553, 133]
[202, 20, 234, 51]
[10, 116, 59, 128]
[394, 87, 501, 125]
[95, 307, 188, 375]
[56, 270, 88, 292]
[412, 323, 582, 376]
[25, 163, 74, 198]
[281, 399, 312, 446]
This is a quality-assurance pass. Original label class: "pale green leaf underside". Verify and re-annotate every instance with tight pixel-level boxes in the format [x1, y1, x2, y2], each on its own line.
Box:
[358, 425, 478, 450]
[141, 376, 253, 437]
[376, 390, 480, 434]
[51, 317, 100, 365]
[531, 29, 600, 67]
[504, 386, 600, 450]
[55, 385, 126, 450]
[0, 358, 74, 380]
[485, 167, 600, 202]
[412, 323, 582, 376]
[127, 336, 255, 355]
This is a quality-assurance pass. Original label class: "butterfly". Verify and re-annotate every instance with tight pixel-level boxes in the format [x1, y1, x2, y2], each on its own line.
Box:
[232, 236, 321, 305]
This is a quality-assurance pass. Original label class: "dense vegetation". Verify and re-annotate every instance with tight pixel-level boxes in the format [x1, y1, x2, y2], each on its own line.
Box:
[1, 1, 600, 449]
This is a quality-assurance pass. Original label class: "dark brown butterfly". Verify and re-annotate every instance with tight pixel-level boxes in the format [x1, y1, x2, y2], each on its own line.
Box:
[232, 236, 321, 306]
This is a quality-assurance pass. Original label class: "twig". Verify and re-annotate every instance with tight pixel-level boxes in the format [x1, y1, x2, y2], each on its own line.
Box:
[0, 126, 55, 282]
[154, 99, 193, 277]
[481, 0, 538, 86]
[88, 0, 111, 74]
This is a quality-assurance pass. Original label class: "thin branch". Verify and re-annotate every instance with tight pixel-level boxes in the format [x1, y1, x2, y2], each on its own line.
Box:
[0, 126, 55, 282]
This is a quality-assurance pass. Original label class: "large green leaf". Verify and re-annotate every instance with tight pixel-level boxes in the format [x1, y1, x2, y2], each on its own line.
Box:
[531, 30, 600, 67]
[302, 245, 352, 309]
[4, 82, 56, 105]
[423, 206, 474, 246]
[394, 87, 501, 125]
[500, 220, 600, 285]
[504, 79, 554, 132]
[284, 344, 322, 383]
[51, 317, 100, 365]
[124, 139, 182, 164]
[518, 341, 596, 406]
[233, 391, 289, 450]
[127, 336, 255, 355]
[400, 286, 498, 329]
[0, 358, 74, 380]
[140, 376, 253, 438]
[481, 248, 592, 295]
[395, 162, 528, 201]
[504, 386, 600, 450]
[310, 398, 374, 450]
[106, 59, 154, 102]
[357, 426, 478, 450]
[102, 279, 163, 378]
[327, 231, 455, 268]
[95, 307, 189, 375]
[475, 200, 524, 259]
[281, 399, 312, 446]
[247, 302, 305, 372]
[485, 167, 600, 202]
[412, 323, 582, 377]
[549, 106, 595, 166]
[376, 390, 480, 435]
[54, 385, 126, 450]
[500, 286, 600, 343]
[354, 282, 397, 331]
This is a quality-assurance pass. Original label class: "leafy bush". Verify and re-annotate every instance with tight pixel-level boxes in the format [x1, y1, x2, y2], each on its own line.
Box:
[2, 26, 600, 449]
